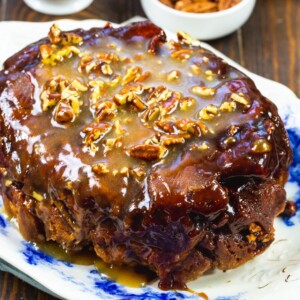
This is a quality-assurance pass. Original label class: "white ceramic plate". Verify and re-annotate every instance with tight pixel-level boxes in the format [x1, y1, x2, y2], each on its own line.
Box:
[0, 18, 300, 300]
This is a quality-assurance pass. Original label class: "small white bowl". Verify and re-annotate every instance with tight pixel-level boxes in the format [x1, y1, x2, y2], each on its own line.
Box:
[141, 0, 256, 40]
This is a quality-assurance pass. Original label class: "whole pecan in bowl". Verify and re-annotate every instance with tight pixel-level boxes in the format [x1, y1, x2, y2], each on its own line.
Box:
[141, 0, 256, 40]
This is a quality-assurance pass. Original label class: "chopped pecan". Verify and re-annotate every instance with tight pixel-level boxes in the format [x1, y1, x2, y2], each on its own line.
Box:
[145, 134, 161, 145]
[197, 121, 209, 135]
[228, 125, 240, 136]
[179, 97, 195, 110]
[48, 24, 82, 46]
[140, 103, 160, 122]
[82, 122, 112, 152]
[89, 80, 105, 104]
[219, 101, 236, 112]
[40, 77, 69, 111]
[160, 91, 181, 116]
[177, 31, 200, 46]
[60, 80, 87, 115]
[41, 78, 85, 119]
[104, 137, 122, 154]
[146, 86, 172, 104]
[48, 24, 62, 44]
[71, 79, 88, 92]
[114, 84, 147, 111]
[61, 32, 83, 45]
[92, 163, 109, 175]
[251, 139, 272, 153]
[130, 167, 146, 179]
[136, 71, 151, 83]
[122, 66, 142, 85]
[230, 93, 250, 108]
[246, 223, 265, 243]
[155, 119, 176, 133]
[198, 104, 219, 120]
[114, 120, 127, 135]
[171, 49, 193, 61]
[101, 63, 113, 76]
[161, 134, 188, 146]
[54, 100, 75, 123]
[128, 144, 165, 160]
[166, 70, 181, 82]
[190, 142, 210, 151]
[40, 44, 80, 66]
[175, 118, 201, 137]
[107, 75, 122, 88]
[192, 86, 215, 97]
[79, 56, 96, 73]
[190, 64, 201, 75]
[95, 101, 116, 121]
[97, 52, 120, 64]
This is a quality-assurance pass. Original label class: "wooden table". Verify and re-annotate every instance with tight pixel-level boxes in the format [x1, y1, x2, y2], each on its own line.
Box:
[0, 0, 299, 299]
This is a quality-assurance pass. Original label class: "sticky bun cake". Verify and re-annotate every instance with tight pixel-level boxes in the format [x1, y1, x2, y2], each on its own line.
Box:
[0, 21, 292, 290]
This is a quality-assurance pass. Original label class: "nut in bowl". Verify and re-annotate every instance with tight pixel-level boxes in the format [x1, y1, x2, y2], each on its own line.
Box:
[141, 0, 256, 40]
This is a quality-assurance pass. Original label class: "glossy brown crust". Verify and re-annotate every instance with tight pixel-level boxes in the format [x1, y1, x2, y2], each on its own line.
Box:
[0, 21, 292, 290]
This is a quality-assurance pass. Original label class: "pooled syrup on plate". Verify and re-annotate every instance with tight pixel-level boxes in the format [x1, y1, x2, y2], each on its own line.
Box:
[36, 241, 156, 288]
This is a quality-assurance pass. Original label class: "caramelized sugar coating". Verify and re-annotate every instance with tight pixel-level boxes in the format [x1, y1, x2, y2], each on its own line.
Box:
[0, 21, 292, 290]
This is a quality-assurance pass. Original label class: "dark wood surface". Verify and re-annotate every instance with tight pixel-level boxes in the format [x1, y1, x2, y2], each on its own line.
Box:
[0, 0, 299, 299]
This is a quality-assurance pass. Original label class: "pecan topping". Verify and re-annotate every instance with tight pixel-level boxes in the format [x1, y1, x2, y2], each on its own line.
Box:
[89, 80, 105, 104]
[128, 144, 165, 160]
[251, 139, 272, 153]
[122, 66, 143, 85]
[161, 134, 187, 146]
[171, 49, 193, 61]
[41, 78, 86, 122]
[54, 100, 75, 123]
[177, 31, 200, 46]
[114, 84, 147, 110]
[48, 24, 62, 44]
[82, 122, 112, 153]
[230, 93, 250, 108]
[146, 86, 172, 104]
[40, 44, 80, 66]
[192, 86, 215, 97]
[101, 63, 113, 76]
[140, 104, 160, 122]
[114, 120, 127, 135]
[166, 70, 181, 82]
[160, 0, 241, 13]
[95, 101, 116, 121]
[160, 91, 181, 116]
[190, 142, 210, 151]
[40, 77, 69, 111]
[179, 97, 195, 110]
[219, 101, 236, 112]
[130, 167, 146, 179]
[175, 118, 202, 137]
[155, 120, 176, 134]
[198, 104, 219, 120]
[92, 163, 109, 175]
[97, 52, 120, 64]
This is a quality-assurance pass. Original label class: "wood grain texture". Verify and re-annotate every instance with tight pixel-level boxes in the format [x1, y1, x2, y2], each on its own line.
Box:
[0, 0, 299, 299]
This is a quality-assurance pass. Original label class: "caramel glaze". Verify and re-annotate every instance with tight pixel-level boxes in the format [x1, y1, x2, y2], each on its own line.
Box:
[0, 21, 292, 290]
